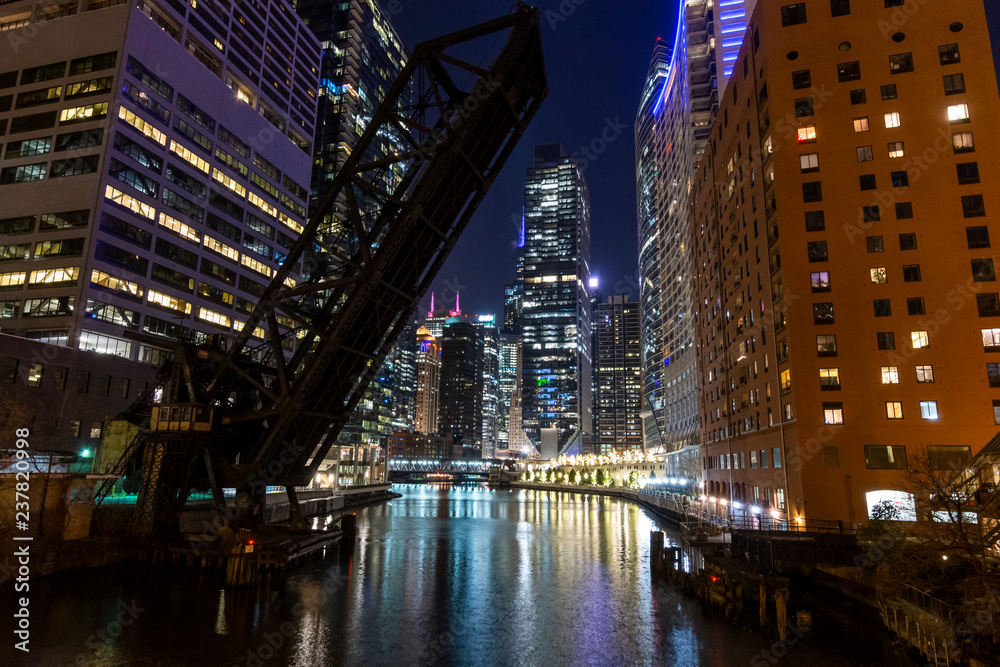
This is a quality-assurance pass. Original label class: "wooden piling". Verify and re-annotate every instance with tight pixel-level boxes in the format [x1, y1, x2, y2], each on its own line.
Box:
[650, 531, 664, 576]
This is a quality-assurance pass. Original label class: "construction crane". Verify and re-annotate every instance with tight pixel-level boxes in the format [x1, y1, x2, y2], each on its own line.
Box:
[111, 4, 548, 534]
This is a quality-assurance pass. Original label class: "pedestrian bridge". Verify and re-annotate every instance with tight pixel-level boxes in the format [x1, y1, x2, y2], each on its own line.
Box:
[389, 459, 520, 481]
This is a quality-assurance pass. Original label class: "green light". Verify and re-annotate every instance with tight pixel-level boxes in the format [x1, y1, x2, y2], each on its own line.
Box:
[80, 449, 92, 458]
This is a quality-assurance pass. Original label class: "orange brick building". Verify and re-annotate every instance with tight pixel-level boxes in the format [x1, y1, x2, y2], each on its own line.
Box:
[692, 0, 1000, 525]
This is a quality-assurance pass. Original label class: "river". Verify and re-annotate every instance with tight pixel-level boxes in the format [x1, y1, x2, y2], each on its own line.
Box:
[4, 483, 917, 666]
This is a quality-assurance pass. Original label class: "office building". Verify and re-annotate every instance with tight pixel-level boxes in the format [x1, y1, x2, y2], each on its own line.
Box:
[473, 314, 500, 459]
[636, 1, 757, 462]
[594, 295, 643, 454]
[390, 431, 455, 461]
[438, 320, 483, 453]
[389, 317, 417, 434]
[0, 0, 319, 465]
[414, 325, 441, 435]
[692, 0, 1000, 524]
[520, 144, 593, 459]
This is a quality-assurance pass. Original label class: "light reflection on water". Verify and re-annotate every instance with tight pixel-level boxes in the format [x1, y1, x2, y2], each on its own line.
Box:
[7, 483, 917, 666]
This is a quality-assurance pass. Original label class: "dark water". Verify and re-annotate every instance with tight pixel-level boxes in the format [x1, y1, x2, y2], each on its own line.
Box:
[3, 484, 917, 666]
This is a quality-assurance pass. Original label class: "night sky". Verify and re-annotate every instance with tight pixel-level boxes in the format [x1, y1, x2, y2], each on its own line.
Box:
[393, 1, 1000, 320]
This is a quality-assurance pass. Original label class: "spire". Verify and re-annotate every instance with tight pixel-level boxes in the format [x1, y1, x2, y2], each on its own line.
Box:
[428, 292, 435, 317]
[518, 207, 525, 248]
[455, 290, 460, 315]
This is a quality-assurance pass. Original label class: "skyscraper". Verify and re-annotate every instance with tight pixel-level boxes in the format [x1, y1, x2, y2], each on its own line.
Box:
[693, 0, 1000, 525]
[0, 0, 318, 378]
[473, 314, 500, 459]
[438, 320, 484, 454]
[293, 0, 410, 460]
[414, 326, 441, 436]
[636, 0, 756, 464]
[521, 144, 593, 459]
[593, 296, 643, 454]
[389, 317, 417, 434]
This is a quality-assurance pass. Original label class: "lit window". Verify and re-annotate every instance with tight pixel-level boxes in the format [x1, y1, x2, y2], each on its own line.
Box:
[870, 267, 887, 284]
[105, 185, 156, 220]
[885, 402, 903, 419]
[920, 401, 939, 420]
[819, 368, 840, 389]
[278, 212, 303, 234]
[212, 168, 247, 198]
[888, 142, 904, 158]
[118, 107, 167, 146]
[916, 365, 934, 383]
[59, 102, 109, 125]
[948, 104, 970, 123]
[91, 269, 143, 298]
[983, 328, 1000, 350]
[147, 289, 192, 314]
[0, 271, 27, 288]
[800, 153, 819, 172]
[853, 117, 869, 132]
[241, 255, 273, 278]
[823, 402, 844, 425]
[911, 330, 929, 349]
[248, 191, 277, 217]
[857, 145, 873, 162]
[196, 306, 231, 328]
[953, 132, 975, 153]
[881, 367, 899, 384]
[884, 112, 901, 128]
[29, 266, 79, 285]
[797, 126, 817, 143]
[169, 140, 210, 174]
[204, 236, 240, 262]
[158, 213, 201, 244]
[780, 369, 792, 392]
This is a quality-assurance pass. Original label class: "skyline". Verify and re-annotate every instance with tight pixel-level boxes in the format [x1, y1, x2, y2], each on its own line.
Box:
[396, 0, 1000, 320]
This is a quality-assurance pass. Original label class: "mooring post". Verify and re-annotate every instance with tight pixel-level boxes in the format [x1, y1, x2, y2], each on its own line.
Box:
[759, 576, 768, 630]
[650, 531, 664, 577]
[775, 582, 790, 642]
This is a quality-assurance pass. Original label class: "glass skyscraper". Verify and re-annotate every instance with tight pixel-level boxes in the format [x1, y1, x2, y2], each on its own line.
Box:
[521, 144, 592, 459]
[636, 0, 754, 459]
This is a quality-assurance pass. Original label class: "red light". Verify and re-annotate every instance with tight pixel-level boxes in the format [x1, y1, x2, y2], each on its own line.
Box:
[248, 539, 254, 545]
[710, 575, 719, 582]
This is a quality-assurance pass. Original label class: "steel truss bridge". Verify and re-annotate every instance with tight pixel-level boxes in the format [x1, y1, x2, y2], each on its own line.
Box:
[100, 4, 548, 534]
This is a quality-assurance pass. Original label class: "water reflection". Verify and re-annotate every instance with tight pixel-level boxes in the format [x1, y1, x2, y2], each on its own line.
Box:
[6, 483, 916, 666]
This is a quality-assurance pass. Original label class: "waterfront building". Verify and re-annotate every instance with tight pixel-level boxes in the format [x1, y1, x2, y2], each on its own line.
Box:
[636, 1, 757, 464]
[473, 314, 500, 459]
[389, 318, 418, 434]
[390, 431, 455, 461]
[293, 0, 410, 472]
[692, 0, 1000, 525]
[414, 326, 441, 435]
[438, 320, 484, 454]
[0, 0, 319, 465]
[520, 144, 593, 459]
[594, 295, 643, 455]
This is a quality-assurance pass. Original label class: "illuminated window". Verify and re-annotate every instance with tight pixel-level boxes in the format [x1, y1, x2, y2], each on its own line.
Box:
[91, 269, 143, 298]
[105, 185, 156, 220]
[810, 271, 830, 292]
[147, 289, 191, 314]
[888, 142, 904, 159]
[819, 368, 840, 390]
[823, 402, 844, 425]
[800, 153, 819, 172]
[247, 191, 277, 217]
[196, 306, 230, 328]
[953, 131, 974, 153]
[796, 125, 816, 143]
[870, 267, 887, 284]
[212, 168, 247, 198]
[118, 107, 167, 146]
[78, 330, 131, 358]
[948, 104, 970, 123]
[884, 112, 901, 128]
[278, 212, 303, 233]
[59, 102, 109, 125]
[856, 145, 873, 162]
[169, 140, 210, 174]
[158, 213, 200, 244]
[241, 255, 272, 278]
[29, 266, 79, 285]
[982, 328, 1000, 351]
[204, 235, 239, 262]
[920, 401, 939, 420]
[885, 402, 903, 419]
[916, 365, 934, 383]
[911, 330, 929, 348]
[780, 369, 792, 392]
[0, 271, 27, 289]
[853, 117, 869, 132]
[881, 367, 899, 384]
